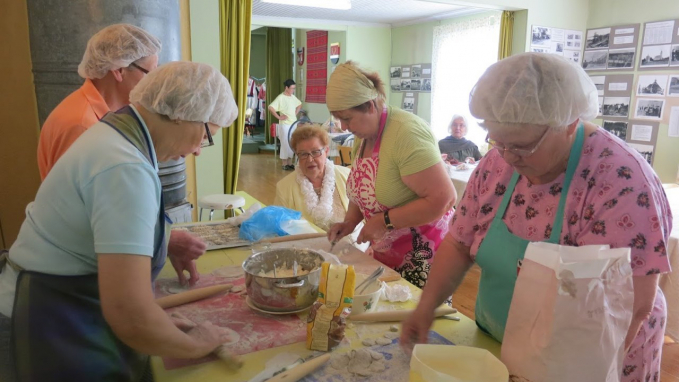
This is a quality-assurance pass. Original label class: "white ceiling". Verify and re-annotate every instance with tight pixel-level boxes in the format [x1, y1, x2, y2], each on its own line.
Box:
[252, 0, 480, 27]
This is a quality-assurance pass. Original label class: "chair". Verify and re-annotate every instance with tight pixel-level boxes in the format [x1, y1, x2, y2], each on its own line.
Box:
[269, 123, 278, 167]
[338, 146, 352, 166]
[197, 194, 246, 221]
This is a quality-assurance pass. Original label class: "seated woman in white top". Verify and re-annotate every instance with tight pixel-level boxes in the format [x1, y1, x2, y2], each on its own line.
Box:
[274, 123, 351, 231]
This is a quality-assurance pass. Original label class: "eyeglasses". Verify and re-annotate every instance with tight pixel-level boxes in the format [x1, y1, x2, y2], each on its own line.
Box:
[201, 123, 214, 148]
[485, 127, 551, 158]
[297, 148, 325, 160]
[129, 62, 149, 74]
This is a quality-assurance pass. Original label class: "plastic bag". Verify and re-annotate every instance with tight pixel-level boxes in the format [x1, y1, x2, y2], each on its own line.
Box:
[280, 219, 318, 235]
[380, 281, 412, 302]
[238, 206, 301, 242]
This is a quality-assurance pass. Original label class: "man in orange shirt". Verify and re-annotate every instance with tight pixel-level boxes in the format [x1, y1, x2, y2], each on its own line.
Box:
[37, 24, 161, 180]
[36, 24, 207, 287]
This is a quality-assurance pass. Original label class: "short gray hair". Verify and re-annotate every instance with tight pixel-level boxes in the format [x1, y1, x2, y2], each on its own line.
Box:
[448, 114, 468, 135]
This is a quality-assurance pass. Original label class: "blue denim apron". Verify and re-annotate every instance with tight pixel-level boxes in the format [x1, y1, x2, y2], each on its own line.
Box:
[11, 106, 170, 381]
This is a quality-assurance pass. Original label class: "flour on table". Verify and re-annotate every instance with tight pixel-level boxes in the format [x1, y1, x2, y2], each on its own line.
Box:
[213, 266, 244, 279]
[165, 281, 189, 294]
[330, 349, 386, 377]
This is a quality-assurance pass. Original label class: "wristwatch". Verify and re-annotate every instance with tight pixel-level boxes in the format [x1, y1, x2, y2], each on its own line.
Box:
[383, 210, 395, 231]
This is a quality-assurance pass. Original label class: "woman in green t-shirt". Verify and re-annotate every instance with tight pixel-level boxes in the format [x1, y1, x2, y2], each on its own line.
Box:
[326, 61, 456, 288]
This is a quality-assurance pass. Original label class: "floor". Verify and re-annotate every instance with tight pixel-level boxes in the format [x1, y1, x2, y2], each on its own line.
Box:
[237, 152, 679, 381]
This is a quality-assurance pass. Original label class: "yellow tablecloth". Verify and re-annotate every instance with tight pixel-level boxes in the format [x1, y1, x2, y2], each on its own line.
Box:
[151, 191, 500, 381]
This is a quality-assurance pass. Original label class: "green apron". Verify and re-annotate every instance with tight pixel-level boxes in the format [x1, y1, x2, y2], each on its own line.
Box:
[11, 106, 170, 382]
[474, 123, 584, 342]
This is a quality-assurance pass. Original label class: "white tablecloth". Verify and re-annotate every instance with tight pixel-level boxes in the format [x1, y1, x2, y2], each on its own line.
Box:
[447, 163, 476, 208]
[661, 184, 679, 341]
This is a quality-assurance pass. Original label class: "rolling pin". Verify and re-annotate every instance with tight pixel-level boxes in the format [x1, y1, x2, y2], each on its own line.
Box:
[349, 306, 457, 322]
[265, 232, 327, 244]
[156, 284, 233, 309]
[265, 353, 332, 382]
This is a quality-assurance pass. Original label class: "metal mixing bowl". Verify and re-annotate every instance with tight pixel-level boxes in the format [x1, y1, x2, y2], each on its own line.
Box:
[242, 248, 324, 312]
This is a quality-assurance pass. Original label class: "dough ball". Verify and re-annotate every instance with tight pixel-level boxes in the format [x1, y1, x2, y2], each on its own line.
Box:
[362, 338, 376, 347]
[330, 354, 350, 370]
[375, 337, 392, 346]
[217, 326, 240, 346]
[369, 361, 386, 372]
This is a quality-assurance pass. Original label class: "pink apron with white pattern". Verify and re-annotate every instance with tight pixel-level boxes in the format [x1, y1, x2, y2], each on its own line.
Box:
[346, 108, 453, 288]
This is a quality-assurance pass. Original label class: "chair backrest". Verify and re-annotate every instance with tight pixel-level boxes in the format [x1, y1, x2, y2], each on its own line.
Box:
[338, 146, 352, 166]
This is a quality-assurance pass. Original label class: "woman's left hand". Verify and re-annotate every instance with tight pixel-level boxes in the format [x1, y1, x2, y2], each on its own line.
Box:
[357, 213, 389, 244]
[169, 253, 200, 286]
[465, 157, 476, 164]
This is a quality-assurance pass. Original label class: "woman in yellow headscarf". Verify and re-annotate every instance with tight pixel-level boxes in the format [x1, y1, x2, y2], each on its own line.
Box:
[326, 61, 456, 288]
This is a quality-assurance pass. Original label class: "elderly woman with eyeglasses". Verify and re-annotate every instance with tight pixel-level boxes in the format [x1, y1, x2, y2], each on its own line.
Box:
[274, 123, 351, 231]
[402, 53, 672, 381]
[438, 114, 482, 164]
[0, 62, 238, 381]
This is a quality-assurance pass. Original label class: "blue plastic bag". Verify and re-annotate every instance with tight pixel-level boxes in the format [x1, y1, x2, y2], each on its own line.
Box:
[238, 206, 302, 241]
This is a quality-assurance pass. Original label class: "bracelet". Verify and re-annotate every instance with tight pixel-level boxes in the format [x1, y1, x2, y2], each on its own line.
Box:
[383, 210, 395, 231]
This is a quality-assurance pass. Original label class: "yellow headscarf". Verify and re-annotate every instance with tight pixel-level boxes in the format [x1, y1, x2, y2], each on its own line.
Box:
[326, 63, 379, 112]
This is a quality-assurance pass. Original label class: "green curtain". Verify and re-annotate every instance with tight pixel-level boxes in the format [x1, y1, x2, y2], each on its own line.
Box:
[265, 27, 293, 144]
[219, 0, 252, 195]
[498, 11, 514, 60]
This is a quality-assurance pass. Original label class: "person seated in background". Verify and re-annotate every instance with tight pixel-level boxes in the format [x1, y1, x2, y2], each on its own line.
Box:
[274, 124, 351, 231]
[438, 114, 482, 164]
[322, 115, 343, 133]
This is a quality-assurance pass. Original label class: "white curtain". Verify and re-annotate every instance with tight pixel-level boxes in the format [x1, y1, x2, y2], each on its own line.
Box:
[432, 13, 501, 150]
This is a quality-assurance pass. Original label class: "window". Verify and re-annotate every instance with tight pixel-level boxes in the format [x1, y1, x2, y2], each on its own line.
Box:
[431, 12, 501, 150]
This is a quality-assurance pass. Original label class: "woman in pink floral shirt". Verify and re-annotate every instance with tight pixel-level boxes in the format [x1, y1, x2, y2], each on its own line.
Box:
[402, 53, 672, 381]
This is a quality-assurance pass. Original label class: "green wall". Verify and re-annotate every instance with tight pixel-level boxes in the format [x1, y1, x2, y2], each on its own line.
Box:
[292, 26, 391, 124]
[190, 0, 226, 220]
[346, 26, 393, 104]
[587, 0, 679, 183]
[250, 34, 266, 79]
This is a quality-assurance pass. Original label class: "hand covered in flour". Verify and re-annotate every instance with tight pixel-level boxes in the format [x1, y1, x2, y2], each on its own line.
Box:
[168, 230, 206, 286]
[356, 213, 388, 244]
[400, 305, 435, 355]
[185, 321, 232, 358]
[168, 230, 207, 260]
[327, 221, 358, 244]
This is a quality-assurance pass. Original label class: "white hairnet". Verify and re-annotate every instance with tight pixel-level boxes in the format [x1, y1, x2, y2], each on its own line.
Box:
[78, 24, 162, 79]
[129, 61, 239, 127]
[469, 53, 598, 128]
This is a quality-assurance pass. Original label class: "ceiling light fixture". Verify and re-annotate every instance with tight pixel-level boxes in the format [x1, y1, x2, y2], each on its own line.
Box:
[261, 0, 351, 11]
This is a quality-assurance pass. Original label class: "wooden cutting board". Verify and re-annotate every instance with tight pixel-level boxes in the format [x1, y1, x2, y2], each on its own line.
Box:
[269, 237, 402, 283]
